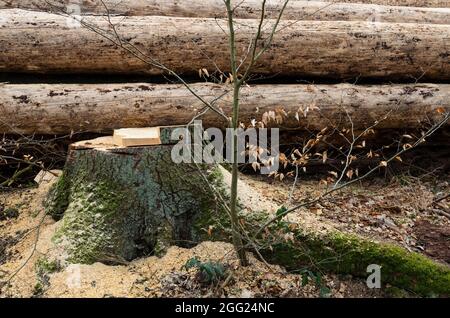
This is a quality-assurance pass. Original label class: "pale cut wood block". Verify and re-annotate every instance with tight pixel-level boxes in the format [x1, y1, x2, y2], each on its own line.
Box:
[113, 127, 161, 147]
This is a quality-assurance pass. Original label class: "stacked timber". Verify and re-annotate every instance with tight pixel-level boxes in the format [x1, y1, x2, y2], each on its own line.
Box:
[0, 0, 449, 134]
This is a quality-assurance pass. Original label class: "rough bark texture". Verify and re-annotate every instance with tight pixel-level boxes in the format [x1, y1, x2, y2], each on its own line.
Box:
[322, 0, 450, 7]
[45, 137, 222, 264]
[1, 10, 449, 80]
[1, 0, 449, 24]
[46, 138, 450, 296]
[1, 83, 448, 135]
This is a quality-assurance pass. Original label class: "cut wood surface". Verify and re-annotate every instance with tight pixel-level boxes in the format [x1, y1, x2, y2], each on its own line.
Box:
[0, 0, 449, 24]
[1, 83, 448, 135]
[1, 10, 449, 79]
[113, 127, 161, 147]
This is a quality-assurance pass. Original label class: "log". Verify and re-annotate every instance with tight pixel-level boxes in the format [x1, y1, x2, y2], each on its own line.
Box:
[1, 83, 448, 135]
[1, 10, 450, 80]
[1, 0, 449, 24]
[322, 0, 450, 7]
[46, 138, 450, 295]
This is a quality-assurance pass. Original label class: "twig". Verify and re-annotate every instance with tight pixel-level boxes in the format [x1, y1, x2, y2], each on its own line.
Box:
[1, 211, 48, 294]
[430, 208, 450, 220]
[433, 193, 449, 204]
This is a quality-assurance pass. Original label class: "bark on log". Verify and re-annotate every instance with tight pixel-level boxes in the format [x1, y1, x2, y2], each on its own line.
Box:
[1, 10, 450, 79]
[1, 0, 449, 24]
[46, 138, 450, 295]
[1, 83, 448, 135]
[322, 0, 450, 7]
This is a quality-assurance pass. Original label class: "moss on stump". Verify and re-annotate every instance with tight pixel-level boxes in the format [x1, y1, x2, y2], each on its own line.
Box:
[46, 137, 225, 264]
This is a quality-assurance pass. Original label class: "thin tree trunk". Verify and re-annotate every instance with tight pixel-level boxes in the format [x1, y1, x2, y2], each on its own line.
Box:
[226, 0, 248, 266]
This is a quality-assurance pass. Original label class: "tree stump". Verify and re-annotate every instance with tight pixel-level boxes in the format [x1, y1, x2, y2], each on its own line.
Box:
[45, 136, 224, 264]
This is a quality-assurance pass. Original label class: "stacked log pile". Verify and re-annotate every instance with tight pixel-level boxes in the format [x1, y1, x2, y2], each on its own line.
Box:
[0, 0, 449, 133]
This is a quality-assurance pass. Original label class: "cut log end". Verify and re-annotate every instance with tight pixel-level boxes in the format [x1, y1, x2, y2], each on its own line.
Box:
[70, 136, 119, 150]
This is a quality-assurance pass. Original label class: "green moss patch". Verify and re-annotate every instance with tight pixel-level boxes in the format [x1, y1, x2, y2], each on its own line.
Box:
[52, 180, 128, 264]
[261, 220, 450, 297]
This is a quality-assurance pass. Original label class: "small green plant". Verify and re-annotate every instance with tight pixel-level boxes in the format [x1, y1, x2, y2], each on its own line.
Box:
[393, 174, 413, 186]
[35, 257, 59, 275]
[385, 285, 412, 298]
[184, 257, 227, 284]
[276, 206, 288, 218]
[300, 269, 331, 298]
[33, 257, 60, 296]
[0, 206, 19, 221]
[32, 282, 44, 297]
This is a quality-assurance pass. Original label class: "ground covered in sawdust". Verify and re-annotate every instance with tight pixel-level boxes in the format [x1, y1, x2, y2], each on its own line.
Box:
[0, 169, 448, 298]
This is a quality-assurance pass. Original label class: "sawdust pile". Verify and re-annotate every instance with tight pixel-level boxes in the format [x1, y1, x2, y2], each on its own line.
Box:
[0, 173, 385, 298]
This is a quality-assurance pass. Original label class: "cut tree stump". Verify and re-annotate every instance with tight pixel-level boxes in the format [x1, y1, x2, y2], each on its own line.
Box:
[46, 136, 450, 296]
[45, 136, 223, 264]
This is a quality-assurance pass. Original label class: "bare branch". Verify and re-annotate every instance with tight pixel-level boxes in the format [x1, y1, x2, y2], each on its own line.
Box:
[254, 112, 450, 238]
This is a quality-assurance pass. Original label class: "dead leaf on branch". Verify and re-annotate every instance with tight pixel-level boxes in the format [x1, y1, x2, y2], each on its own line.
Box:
[329, 171, 338, 178]
[346, 169, 354, 180]
[322, 151, 328, 164]
[436, 107, 445, 114]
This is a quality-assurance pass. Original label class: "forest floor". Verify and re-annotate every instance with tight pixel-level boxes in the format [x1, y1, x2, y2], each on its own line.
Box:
[0, 167, 448, 298]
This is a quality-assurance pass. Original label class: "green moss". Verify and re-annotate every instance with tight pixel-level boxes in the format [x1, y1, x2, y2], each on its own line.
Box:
[322, 232, 449, 296]
[153, 222, 174, 257]
[262, 225, 450, 297]
[35, 257, 60, 275]
[192, 166, 233, 241]
[45, 173, 70, 220]
[53, 180, 127, 264]
[385, 286, 412, 298]
[32, 282, 44, 297]
[34, 257, 60, 296]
